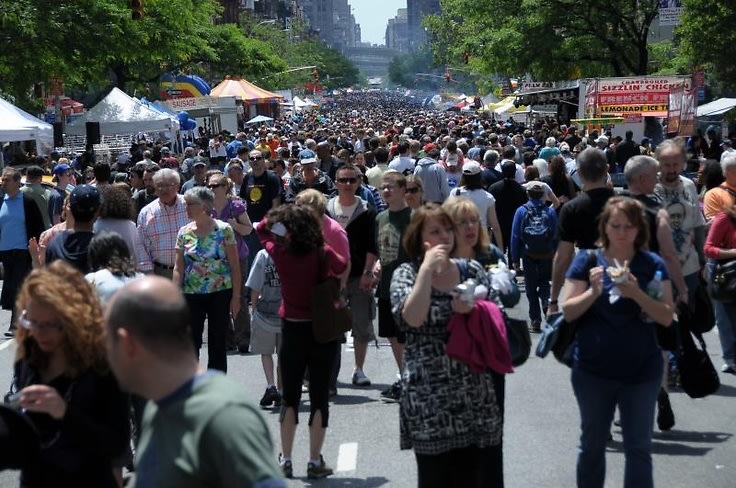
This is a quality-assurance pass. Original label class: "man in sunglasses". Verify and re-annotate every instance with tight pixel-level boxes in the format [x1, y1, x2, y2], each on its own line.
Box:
[241, 150, 282, 271]
[326, 164, 378, 390]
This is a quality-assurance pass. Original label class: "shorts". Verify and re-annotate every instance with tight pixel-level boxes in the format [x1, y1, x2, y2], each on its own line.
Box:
[377, 297, 406, 344]
[250, 311, 282, 355]
[345, 277, 376, 342]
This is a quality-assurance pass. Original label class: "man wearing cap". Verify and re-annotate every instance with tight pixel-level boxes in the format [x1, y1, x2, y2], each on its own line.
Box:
[159, 147, 179, 170]
[136, 168, 189, 278]
[21, 166, 52, 230]
[48, 163, 73, 225]
[180, 146, 197, 181]
[45, 184, 101, 274]
[283, 149, 336, 204]
[104, 276, 287, 488]
[181, 158, 207, 193]
[0, 167, 45, 336]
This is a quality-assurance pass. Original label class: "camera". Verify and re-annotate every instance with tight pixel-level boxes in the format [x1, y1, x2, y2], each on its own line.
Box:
[453, 279, 478, 306]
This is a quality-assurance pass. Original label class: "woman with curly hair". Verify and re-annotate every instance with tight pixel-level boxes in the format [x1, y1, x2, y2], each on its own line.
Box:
[9, 260, 130, 488]
[93, 184, 140, 265]
[256, 204, 348, 480]
[86, 231, 143, 305]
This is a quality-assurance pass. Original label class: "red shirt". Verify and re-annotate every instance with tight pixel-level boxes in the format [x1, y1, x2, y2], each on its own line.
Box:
[256, 222, 347, 320]
[704, 211, 736, 259]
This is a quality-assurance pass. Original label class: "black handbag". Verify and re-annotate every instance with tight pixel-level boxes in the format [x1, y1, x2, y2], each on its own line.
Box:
[504, 314, 531, 367]
[689, 275, 716, 334]
[676, 327, 720, 399]
[311, 250, 352, 344]
[709, 259, 736, 303]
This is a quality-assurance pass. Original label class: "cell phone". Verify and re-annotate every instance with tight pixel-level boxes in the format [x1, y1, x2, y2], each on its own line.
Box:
[271, 222, 287, 237]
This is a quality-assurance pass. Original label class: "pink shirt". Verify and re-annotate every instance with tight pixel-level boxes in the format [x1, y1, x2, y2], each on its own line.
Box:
[704, 211, 736, 259]
[321, 215, 350, 265]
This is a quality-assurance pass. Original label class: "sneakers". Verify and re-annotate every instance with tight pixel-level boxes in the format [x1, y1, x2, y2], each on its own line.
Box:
[380, 380, 402, 403]
[657, 388, 675, 431]
[259, 385, 281, 409]
[307, 455, 334, 479]
[279, 455, 293, 479]
[529, 320, 542, 333]
[351, 368, 371, 386]
[721, 363, 736, 375]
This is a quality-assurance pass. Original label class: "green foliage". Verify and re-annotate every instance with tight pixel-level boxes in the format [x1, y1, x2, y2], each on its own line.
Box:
[677, 0, 736, 92]
[425, 0, 663, 82]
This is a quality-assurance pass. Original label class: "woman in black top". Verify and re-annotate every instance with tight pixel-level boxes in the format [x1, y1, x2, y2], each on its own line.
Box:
[543, 155, 577, 212]
[9, 261, 129, 488]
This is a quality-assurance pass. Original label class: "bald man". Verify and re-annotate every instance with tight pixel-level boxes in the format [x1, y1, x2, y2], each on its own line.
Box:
[105, 276, 286, 488]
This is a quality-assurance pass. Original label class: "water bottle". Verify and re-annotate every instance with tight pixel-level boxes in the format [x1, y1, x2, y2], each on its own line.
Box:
[642, 270, 663, 322]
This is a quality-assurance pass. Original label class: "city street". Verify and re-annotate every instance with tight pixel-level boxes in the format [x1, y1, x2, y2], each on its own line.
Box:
[0, 294, 733, 487]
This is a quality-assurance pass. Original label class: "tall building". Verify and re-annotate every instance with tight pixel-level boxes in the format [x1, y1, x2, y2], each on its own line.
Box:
[407, 0, 440, 51]
[386, 9, 409, 52]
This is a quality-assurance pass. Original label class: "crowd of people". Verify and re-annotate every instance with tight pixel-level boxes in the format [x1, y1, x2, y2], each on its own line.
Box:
[0, 90, 735, 487]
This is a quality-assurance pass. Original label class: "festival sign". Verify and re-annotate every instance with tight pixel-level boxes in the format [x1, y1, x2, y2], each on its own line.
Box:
[667, 84, 684, 134]
[597, 76, 691, 117]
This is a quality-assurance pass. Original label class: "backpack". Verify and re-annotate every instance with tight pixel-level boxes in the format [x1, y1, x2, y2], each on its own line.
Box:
[521, 203, 555, 257]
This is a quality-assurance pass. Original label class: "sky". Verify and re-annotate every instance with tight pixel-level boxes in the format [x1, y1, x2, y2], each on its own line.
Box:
[351, 0, 406, 46]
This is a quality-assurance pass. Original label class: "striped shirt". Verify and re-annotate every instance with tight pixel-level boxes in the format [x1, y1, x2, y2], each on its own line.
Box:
[136, 195, 189, 271]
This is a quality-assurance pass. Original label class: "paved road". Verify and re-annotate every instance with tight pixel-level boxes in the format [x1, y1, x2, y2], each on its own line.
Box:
[0, 294, 734, 487]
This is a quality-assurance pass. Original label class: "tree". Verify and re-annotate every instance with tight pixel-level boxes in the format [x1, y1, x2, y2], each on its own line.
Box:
[0, 0, 287, 110]
[677, 0, 736, 92]
[424, 0, 662, 81]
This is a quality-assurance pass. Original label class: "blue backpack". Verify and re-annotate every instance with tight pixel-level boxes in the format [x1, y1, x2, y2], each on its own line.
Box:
[521, 203, 555, 257]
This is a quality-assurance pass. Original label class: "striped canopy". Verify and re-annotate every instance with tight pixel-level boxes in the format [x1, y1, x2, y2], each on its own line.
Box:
[210, 76, 283, 104]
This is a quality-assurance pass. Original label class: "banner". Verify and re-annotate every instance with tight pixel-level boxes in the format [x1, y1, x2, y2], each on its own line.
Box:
[583, 79, 598, 118]
[659, 1, 683, 26]
[680, 90, 697, 136]
[667, 84, 684, 134]
[597, 76, 691, 117]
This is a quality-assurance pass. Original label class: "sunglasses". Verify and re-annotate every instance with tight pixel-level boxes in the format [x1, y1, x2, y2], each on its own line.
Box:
[337, 177, 358, 184]
[249, 156, 264, 161]
[207, 183, 224, 189]
[406, 187, 421, 194]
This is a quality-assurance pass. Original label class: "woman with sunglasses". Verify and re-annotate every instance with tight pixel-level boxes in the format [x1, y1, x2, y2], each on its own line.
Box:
[207, 172, 253, 353]
[9, 260, 129, 488]
[404, 175, 424, 210]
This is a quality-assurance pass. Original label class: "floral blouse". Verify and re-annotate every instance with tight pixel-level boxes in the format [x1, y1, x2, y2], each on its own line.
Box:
[176, 219, 236, 294]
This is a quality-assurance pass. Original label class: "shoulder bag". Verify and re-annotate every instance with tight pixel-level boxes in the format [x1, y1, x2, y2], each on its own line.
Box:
[676, 326, 720, 398]
[311, 249, 352, 343]
[709, 259, 736, 303]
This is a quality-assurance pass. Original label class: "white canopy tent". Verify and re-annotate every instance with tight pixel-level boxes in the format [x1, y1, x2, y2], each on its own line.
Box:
[0, 96, 54, 154]
[67, 87, 176, 136]
[696, 98, 736, 118]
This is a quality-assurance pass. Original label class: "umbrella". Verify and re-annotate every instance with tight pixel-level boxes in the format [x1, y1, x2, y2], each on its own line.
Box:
[246, 115, 274, 125]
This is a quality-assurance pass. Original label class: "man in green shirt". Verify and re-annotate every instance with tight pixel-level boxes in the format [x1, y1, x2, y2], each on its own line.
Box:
[105, 276, 286, 488]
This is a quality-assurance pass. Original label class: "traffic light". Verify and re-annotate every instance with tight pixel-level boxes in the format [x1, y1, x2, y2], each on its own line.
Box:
[130, 0, 144, 20]
[444, 71, 451, 84]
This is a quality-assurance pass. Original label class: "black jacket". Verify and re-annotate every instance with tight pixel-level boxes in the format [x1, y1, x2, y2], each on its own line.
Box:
[22, 193, 45, 241]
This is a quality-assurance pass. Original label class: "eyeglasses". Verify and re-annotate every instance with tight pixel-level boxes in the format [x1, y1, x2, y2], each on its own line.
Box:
[337, 177, 358, 184]
[458, 218, 480, 227]
[19, 310, 62, 332]
[406, 187, 421, 194]
[249, 156, 264, 162]
[207, 183, 224, 189]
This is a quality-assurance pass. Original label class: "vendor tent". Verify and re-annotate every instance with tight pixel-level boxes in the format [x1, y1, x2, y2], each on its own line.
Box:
[0, 96, 53, 153]
[210, 77, 283, 104]
[696, 98, 736, 118]
[66, 88, 175, 136]
[246, 115, 273, 125]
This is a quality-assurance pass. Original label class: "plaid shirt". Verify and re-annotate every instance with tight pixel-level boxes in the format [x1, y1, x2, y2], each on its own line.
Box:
[136, 195, 189, 271]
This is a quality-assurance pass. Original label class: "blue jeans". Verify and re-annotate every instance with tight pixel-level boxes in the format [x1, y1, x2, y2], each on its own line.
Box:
[571, 367, 660, 488]
[522, 256, 551, 323]
[707, 261, 736, 363]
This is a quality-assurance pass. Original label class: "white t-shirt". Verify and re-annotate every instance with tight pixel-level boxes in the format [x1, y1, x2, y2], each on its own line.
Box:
[245, 249, 282, 332]
[449, 187, 496, 229]
[86, 269, 142, 305]
[333, 199, 358, 229]
[388, 156, 415, 175]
